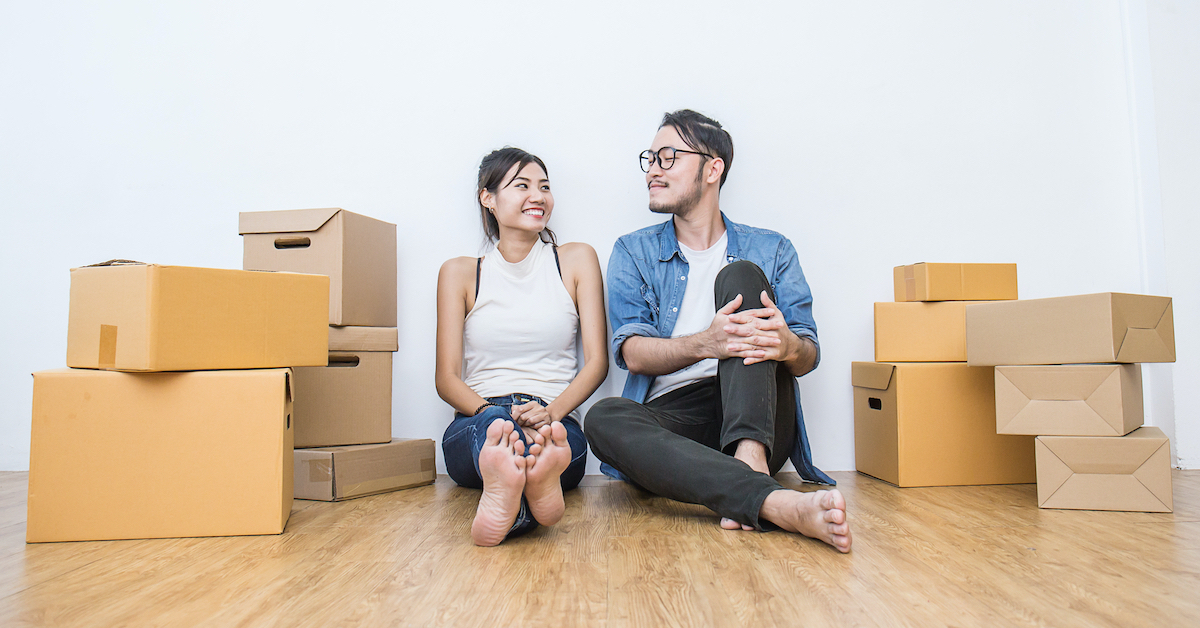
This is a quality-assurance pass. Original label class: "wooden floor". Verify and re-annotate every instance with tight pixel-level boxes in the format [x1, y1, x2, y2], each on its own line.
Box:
[0, 471, 1197, 627]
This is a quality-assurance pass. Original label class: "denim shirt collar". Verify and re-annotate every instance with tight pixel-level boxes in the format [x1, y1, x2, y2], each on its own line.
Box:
[657, 211, 741, 262]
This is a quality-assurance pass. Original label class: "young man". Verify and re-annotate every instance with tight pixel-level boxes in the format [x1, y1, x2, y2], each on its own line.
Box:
[585, 110, 852, 553]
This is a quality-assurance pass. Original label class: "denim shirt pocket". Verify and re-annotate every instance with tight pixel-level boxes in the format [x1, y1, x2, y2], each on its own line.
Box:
[640, 283, 659, 315]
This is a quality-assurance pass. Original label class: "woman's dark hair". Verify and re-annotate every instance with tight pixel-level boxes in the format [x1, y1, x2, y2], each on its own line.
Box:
[477, 147, 556, 245]
[660, 109, 734, 188]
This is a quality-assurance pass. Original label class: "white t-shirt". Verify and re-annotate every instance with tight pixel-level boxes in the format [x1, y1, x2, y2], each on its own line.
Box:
[646, 231, 729, 401]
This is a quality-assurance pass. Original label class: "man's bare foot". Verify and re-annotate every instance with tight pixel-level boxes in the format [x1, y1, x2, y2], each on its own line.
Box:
[722, 439, 770, 531]
[759, 488, 852, 553]
[523, 422, 572, 526]
[471, 419, 528, 547]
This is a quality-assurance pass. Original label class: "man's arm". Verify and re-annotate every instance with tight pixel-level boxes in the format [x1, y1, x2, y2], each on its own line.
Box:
[621, 295, 745, 376]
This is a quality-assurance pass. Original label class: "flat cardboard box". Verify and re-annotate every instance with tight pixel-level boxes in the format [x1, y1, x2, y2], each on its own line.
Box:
[996, 364, 1144, 436]
[893, 263, 1017, 302]
[28, 368, 294, 542]
[294, 439, 435, 501]
[241, 208, 397, 327]
[293, 349, 393, 448]
[1035, 427, 1172, 512]
[328, 326, 399, 352]
[67, 262, 328, 372]
[966, 293, 1175, 366]
[852, 362, 1036, 487]
[874, 301, 980, 362]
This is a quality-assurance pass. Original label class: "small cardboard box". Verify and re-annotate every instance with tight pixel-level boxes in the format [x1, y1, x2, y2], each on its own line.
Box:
[996, 364, 1144, 436]
[1035, 427, 1172, 512]
[874, 301, 978, 362]
[893, 263, 1017, 302]
[852, 362, 1036, 487]
[67, 262, 328, 372]
[240, 208, 397, 327]
[28, 368, 294, 542]
[294, 439, 436, 501]
[966, 293, 1175, 366]
[293, 326, 395, 448]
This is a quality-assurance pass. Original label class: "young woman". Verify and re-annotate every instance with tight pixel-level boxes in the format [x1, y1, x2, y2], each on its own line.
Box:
[435, 147, 608, 546]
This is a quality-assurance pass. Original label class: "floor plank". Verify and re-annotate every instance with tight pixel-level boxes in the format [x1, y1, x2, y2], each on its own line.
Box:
[0, 470, 1197, 627]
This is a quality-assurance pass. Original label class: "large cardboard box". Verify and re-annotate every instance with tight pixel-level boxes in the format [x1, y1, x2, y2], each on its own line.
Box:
[874, 301, 978, 362]
[852, 362, 1036, 487]
[240, 208, 397, 327]
[966, 293, 1175, 366]
[293, 326, 395, 448]
[1035, 427, 1172, 512]
[893, 263, 1017, 302]
[294, 439, 435, 501]
[28, 368, 294, 542]
[996, 364, 1144, 436]
[67, 262, 328, 372]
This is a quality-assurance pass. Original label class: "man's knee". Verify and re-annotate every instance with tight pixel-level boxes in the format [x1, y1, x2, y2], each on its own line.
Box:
[715, 260, 773, 309]
[584, 397, 637, 444]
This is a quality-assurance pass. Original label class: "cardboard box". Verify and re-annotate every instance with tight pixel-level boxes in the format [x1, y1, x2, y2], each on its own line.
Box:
[294, 439, 435, 501]
[966, 293, 1175, 366]
[852, 362, 1036, 487]
[893, 263, 1017, 302]
[28, 368, 294, 542]
[328, 326, 399, 352]
[67, 262, 328, 372]
[293, 326, 396, 448]
[1035, 427, 1172, 512]
[240, 208, 397, 327]
[996, 364, 1144, 436]
[874, 301, 979, 362]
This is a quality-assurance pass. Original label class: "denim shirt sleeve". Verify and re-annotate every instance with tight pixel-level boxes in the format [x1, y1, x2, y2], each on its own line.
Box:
[607, 239, 661, 371]
[773, 236, 821, 370]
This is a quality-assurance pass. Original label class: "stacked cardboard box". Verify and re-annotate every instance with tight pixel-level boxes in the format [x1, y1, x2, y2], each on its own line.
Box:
[854, 263, 1036, 487]
[240, 208, 434, 501]
[29, 262, 330, 542]
[967, 293, 1176, 512]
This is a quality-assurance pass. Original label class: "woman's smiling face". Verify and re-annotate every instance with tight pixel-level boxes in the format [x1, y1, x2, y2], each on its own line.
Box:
[482, 161, 553, 236]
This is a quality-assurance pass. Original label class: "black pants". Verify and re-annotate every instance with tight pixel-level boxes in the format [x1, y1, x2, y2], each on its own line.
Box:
[585, 261, 797, 529]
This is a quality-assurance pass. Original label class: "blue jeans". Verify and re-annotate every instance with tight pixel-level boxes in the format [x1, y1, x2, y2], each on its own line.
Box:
[442, 393, 588, 538]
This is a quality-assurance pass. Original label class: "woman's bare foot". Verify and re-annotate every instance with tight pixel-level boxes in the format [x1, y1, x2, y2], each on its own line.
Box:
[759, 488, 853, 553]
[722, 439, 769, 531]
[523, 422, 572, 526]
[471, 419, 528, 547]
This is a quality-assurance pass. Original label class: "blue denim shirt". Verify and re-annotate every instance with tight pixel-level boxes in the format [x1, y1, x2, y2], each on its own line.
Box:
[603, 213, 835, 485]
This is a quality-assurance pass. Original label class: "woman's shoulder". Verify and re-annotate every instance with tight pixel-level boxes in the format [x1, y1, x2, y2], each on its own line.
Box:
[438, 255, 479, 285]
[555, 241, 599, 263]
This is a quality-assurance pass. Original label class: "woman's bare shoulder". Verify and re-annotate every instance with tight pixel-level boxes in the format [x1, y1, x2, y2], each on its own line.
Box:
[556, 241, 599, 264]
[439, 255, 479, 285]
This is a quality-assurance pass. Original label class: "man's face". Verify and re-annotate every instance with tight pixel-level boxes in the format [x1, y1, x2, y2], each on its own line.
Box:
[646, 125, 707, 216]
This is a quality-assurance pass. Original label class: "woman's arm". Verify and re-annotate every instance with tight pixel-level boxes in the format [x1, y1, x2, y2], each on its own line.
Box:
[515, 242, 609, 427]
[434, 256, 491, 416]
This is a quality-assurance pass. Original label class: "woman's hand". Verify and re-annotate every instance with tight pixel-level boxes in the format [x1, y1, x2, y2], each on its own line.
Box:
[511, 402, 553, 430]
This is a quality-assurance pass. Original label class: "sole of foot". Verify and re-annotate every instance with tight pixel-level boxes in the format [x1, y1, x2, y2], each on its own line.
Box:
[523, 421, 572, 526]
[761, 488, 852, 553]
[471, 419, 528, 547]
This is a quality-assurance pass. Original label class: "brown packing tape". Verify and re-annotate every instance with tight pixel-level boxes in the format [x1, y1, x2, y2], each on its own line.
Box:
[99, 325, 118, 369]
[422, 457, 434, 472]
[308, 459, 332, 482]
[339, 471, 435, 499]
[905, 265, 916, 301]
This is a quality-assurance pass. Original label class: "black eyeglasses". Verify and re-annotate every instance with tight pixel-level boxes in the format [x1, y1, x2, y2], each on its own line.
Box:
[639, 147, 713, 173]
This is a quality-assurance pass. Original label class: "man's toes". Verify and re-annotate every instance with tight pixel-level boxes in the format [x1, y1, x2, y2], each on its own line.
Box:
[720, 517, 743, 530]
[824, 508, 845, 525]
[822, 489, 847, 511]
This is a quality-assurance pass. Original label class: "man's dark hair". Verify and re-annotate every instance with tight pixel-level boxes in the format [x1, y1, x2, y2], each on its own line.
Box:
[660, 109, 734, 188]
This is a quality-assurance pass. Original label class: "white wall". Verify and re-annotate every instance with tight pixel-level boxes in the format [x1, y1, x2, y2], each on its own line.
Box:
[1, 1, 1194, 472]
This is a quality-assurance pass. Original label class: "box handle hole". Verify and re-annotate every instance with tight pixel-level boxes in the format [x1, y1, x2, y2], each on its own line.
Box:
[275, 237, 311, 249]
[328, 355, 360, 368]
[868, 397, 882, 410]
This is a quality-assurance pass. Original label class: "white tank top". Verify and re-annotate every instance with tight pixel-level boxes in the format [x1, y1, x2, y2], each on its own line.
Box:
[462, 240, 580, 417]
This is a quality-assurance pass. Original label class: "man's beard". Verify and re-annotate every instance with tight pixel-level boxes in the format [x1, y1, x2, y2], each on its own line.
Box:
[649, 167, 704, 216]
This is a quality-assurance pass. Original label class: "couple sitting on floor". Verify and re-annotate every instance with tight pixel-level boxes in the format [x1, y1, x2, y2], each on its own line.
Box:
[434, 109, 853, 553]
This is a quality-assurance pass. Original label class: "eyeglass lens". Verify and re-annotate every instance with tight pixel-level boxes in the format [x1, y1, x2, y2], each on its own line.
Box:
[639, 148, 678, 173]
